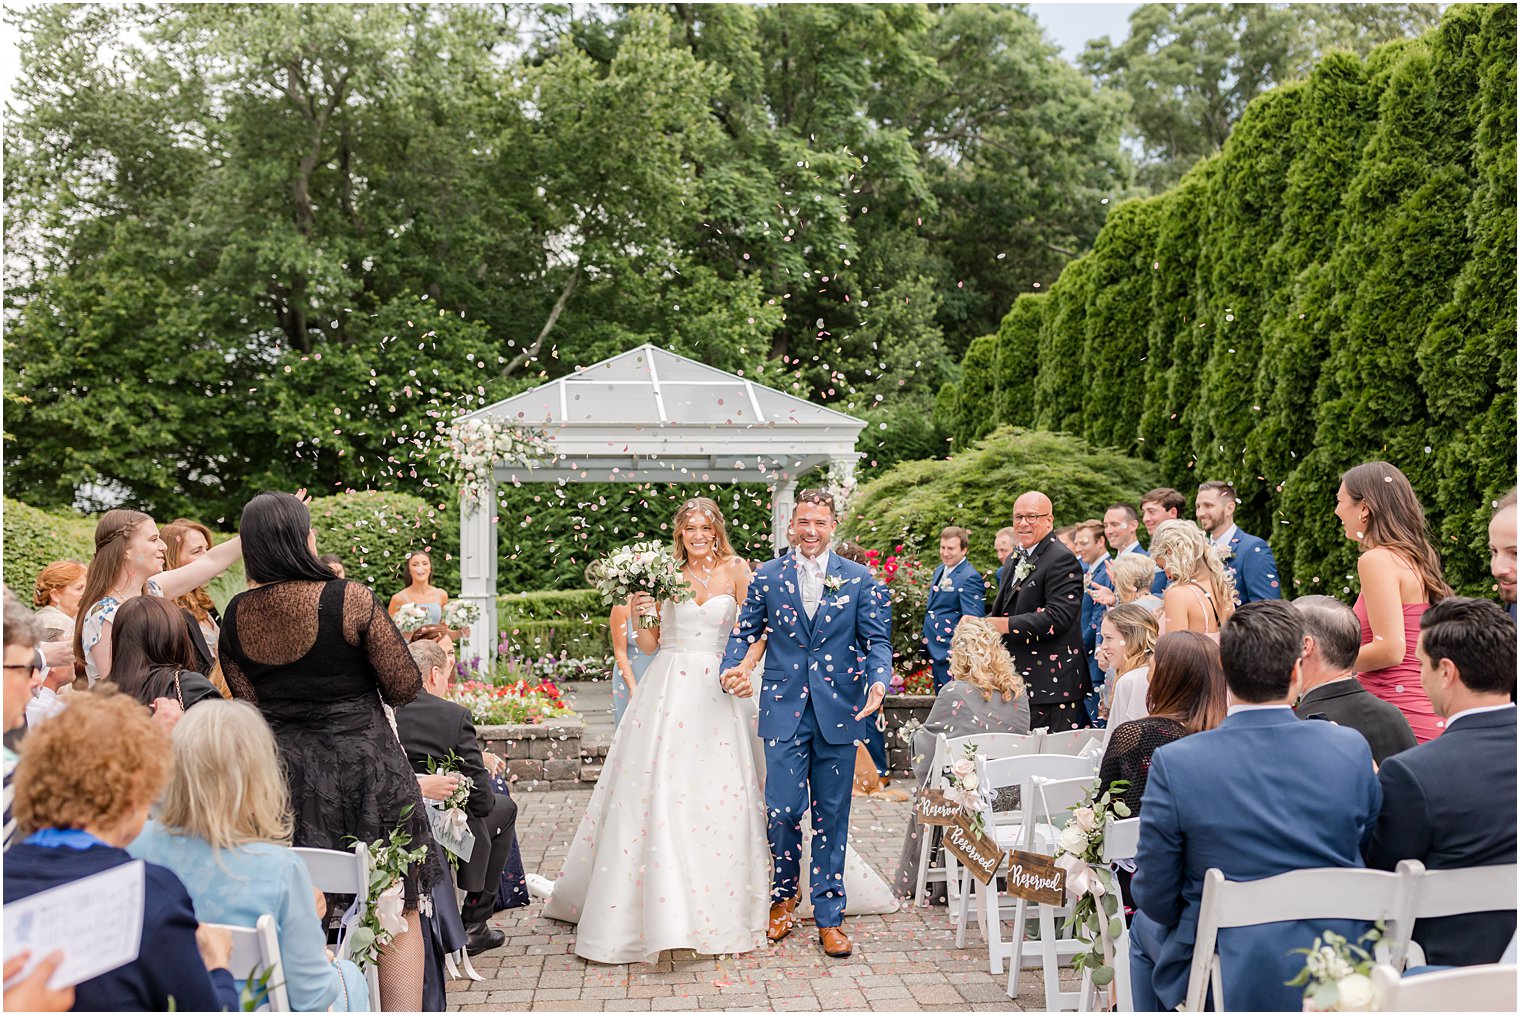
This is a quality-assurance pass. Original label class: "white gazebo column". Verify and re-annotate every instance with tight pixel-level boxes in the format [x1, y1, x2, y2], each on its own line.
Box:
[458, 475, 498, 672]
[770, 477, 798, 553]
[827, 454, 858, 513]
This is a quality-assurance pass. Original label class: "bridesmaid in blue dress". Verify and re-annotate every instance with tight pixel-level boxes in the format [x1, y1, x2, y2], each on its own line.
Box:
[607, 603, 652, 729]
[388, 550, 447, 624]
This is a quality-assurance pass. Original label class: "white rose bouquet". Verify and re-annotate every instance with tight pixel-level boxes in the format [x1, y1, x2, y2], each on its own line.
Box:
[395, 602, 430, 633]
[941, 743, 996, 836]
[586, 540, 691, 629]
[1286, 927, 1382, 1012]
[443, 600, 481, 630]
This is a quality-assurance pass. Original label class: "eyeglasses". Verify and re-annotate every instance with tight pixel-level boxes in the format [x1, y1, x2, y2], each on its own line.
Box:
[1012, 513, 1052, 524]
[3, 663, 40, 679]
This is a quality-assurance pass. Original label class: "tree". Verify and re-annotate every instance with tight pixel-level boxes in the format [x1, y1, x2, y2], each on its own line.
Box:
[1083, 3, 1441, 191]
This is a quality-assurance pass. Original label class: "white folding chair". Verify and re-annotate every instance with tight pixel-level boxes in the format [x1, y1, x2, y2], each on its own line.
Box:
[949, 755, 1093, 967]
[1397, 859, 1519, 967]
[294, 844, 383, 1011]
[1076, 816, 1141, 1013]
[1039, 728, 1107, 758]
[919, 731, 1040, 907]
[995, 773, 1096, 1007]
[1184, 866, 1408, 1012]
[1371, 962, 1518, 1011]
[206, 914, 290, 1012]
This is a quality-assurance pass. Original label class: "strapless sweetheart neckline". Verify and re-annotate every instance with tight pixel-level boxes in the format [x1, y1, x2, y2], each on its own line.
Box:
[685, 593, 737, 609]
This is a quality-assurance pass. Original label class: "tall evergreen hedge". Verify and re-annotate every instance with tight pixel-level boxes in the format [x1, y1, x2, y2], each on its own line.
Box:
[937, 4, 1515, 597]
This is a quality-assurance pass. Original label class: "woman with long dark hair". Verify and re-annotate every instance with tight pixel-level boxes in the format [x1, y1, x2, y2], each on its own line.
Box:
[106, 596, 223, 717]
[219, 492, 436, 1010]
[1335, 461, 1452, 742]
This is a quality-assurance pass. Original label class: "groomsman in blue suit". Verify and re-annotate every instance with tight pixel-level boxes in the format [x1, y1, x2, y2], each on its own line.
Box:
[1130, 601, 1381, 1011]
[921, 526, 985, 693]
[1195, 480, 1281, 604]
[1490, 489, 1516, 621]
[722, 489, 893, 959]
[1140, 488, 1186, 595]
[1364, 597, 1517, 966]
[1072, 520, 1112, 724]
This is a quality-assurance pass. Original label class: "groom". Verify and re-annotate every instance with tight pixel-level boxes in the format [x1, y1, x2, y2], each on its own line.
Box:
[721, 489, 893, 958]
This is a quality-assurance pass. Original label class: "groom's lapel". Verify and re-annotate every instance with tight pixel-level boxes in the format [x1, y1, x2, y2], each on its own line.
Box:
[807, 554, 851, 652]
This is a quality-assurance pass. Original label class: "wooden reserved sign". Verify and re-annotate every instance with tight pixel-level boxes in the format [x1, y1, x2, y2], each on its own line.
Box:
[1004, 850, 1067, 906]
[943, 816, 1006, 885]
[916, 788, 962, 827]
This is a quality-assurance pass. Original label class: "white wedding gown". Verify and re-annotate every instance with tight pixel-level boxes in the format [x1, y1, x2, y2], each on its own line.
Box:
[542, 594, 895, 965]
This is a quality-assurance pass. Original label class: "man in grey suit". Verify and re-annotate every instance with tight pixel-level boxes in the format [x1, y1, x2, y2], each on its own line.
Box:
[1291, 596, 1416, 765]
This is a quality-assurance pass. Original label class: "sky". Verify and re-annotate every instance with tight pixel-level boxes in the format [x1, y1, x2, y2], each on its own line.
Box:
[1028, 2, 1144, 62]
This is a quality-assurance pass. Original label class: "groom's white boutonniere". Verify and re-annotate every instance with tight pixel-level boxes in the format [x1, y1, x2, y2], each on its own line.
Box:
[1216, 544, 1234, 562]
[823, 574, 846, 593]
[1012, 557, 1035, 586]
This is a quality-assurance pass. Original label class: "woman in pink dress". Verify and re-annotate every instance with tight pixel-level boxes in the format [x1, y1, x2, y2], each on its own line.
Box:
[1335, 462, 1452, 742]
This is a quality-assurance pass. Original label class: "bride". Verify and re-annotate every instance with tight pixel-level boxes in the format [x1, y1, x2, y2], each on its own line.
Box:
[542, 498, 895, 964]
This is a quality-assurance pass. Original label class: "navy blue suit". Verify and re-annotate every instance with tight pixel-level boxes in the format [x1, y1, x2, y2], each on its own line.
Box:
[723, 551, 893, 927]
[1219, 527, 1281, 604]
[1130, 708, 1381, 1011]
[921, 559, 986, 692]
[1081, 558, 1114, 722]
[1364, 706, 1517, 966]
[4, 841, 239, 1012]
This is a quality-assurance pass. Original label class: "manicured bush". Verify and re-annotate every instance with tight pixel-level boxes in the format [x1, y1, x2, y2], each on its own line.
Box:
[938, 5, 1516, 596]
[840, 427, 1163, 576]
[498, 588, 609, 659]
[2, 498, 95, 597]
[309, 490, 458, 593]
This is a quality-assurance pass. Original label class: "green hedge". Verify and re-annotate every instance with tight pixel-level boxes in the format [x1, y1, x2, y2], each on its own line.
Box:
[840, 427, 1163, 576]
[498, 589, 610, 658]
[309, 490, 459, 593]
[935, 5, 1516, 596]
[2, 498, 95, 597]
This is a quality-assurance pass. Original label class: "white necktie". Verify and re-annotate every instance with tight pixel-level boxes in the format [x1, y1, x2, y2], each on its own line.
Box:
[802, 559, 820, 619]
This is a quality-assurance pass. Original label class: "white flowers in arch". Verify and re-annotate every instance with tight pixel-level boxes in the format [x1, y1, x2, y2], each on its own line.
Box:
[442, 417, 553, 516]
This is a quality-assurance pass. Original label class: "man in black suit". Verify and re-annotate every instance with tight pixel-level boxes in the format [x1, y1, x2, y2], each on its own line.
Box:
[1364, 597, 1517, 966]
[396, 638, 518, 955]
[1291, 595, 1416, 764]
[986, 490, 1090, 731]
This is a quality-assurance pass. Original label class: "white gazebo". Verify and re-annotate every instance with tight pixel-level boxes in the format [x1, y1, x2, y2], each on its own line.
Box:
[455, 344, 865, 663]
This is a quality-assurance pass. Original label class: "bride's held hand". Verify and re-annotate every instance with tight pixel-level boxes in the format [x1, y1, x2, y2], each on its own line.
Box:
[719, 665, 754, 698]
[629, 592, 657, 619]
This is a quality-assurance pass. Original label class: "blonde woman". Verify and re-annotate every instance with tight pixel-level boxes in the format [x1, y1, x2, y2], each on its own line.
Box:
[1110, 553, 1163, 613]
[128, 700, 369, 1011]
[1097, 604, 1159, 731]
[894, 616, 1030, 900]
[1150, 519, 1235, 640]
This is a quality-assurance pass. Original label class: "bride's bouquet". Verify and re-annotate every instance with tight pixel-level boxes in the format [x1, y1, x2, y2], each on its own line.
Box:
[586, 540, 690, 629]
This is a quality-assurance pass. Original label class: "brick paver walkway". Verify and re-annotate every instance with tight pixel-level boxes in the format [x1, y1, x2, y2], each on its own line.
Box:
[447, 789, 1081, 1011]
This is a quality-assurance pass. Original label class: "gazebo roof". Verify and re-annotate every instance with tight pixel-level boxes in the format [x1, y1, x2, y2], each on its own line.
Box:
[463, 344, 865, 483]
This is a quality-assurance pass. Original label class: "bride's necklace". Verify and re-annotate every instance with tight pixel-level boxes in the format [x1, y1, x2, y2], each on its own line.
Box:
[685, 558, 717, 589]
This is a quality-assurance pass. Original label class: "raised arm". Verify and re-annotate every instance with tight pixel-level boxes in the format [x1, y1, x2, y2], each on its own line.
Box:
[153, 536, 243, 601]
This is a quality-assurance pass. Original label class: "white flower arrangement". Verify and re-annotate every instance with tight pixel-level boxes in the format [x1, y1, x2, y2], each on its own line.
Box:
[442, 416, 551, 516]
[1012, 556, 1035, 586]
[585, 541, 691, 629]
[1051, 777, 1132, 992]
[1286, 927, 1382, 1012]
[395, 602, 430, 633]
[443, 600, 481, 630]
[347, 810, 429, 970]
[824, 574, 846, 593]
[941, 743, 996, 837]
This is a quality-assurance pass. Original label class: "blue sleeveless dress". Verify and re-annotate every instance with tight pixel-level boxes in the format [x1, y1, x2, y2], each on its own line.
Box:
[613, 617, 653, 729]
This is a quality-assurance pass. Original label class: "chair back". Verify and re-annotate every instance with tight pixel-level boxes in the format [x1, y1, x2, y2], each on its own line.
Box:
[1019, 774, 1096, 853]
[982, 753, 1095, 795]
[944, 731, 1039, 765]
[1371, 962, 1518, 1012]
[1398, 859, 1520, 920]
[1038, 728, 1106, 757]
[1186, 867, 1407, 1012]
[1100, 816, 1141, 864]
[293, 845, 367, 895]
[206, 914, 289, 1012]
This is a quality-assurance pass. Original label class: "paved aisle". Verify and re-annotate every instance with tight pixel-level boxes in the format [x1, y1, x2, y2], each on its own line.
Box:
[448, 790, 1080, 1011]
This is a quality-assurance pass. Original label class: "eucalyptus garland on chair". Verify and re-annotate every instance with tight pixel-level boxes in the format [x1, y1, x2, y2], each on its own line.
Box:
[346, 808, 430, 971]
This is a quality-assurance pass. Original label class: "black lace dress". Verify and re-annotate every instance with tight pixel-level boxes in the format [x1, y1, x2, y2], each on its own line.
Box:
[221, 579, 441, 909]
[1096, 715, 1188, 907]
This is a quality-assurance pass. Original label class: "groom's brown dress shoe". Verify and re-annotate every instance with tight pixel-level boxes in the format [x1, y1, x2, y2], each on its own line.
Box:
[819, 926, 852, 958]
[767, 899, 797, 942]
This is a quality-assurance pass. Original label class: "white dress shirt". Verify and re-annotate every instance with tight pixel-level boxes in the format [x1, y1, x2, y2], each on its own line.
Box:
[1212, 524, 1239, 552]
[798, 549, 831, 619]
[1226, 701, 1295, 716]
[1444, 702, 1516, 726]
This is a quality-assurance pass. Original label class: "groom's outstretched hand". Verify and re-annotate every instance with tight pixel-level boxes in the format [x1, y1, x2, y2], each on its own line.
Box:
[854, 682, 886, 721]
[719, 665, 754, 698]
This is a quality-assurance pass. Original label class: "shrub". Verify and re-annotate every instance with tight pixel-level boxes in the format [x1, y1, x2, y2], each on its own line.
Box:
[1, 498, 95, 596]
[841, 427, 1163, 576]
[498, 589, 609, 659]
[308, 490, 458, 593]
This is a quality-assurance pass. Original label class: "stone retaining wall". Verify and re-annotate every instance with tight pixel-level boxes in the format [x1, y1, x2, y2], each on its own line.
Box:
[477, 717, 584, 791]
